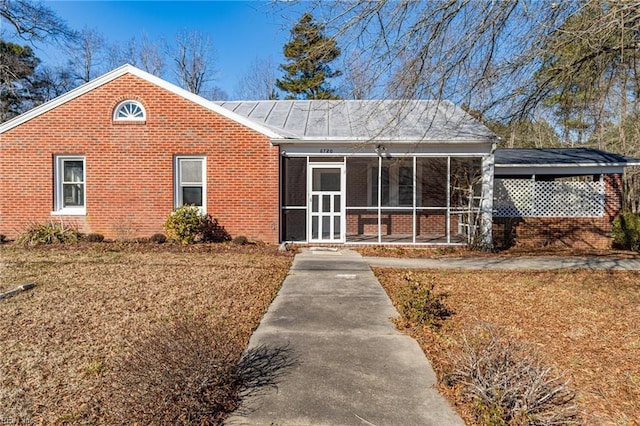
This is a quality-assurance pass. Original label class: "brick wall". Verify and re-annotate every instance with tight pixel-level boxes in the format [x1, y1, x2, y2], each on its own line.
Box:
[345, 210, 454, 237]
[492, 174, 622, 250]
[0, 73, 280, 242]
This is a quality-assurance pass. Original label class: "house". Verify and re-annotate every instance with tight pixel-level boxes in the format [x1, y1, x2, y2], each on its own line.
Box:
[0, 65, 635, 249]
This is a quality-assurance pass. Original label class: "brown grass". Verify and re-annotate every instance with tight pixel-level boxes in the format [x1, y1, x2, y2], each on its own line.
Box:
[0, 243, 293, 424]
[357, 245, 640, 259]
[375, 268, 640, 426]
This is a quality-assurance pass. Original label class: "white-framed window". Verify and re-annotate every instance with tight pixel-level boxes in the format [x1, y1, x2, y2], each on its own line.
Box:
[53, 155, 86, 215]
[113, 100, 146, 121]
[368, 161, 419, 207]
[174, 156, 206, 210]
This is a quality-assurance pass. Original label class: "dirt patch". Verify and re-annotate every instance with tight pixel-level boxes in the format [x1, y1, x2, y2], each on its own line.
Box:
[0, 243, 293, 424]
[375, 268, 640, 425]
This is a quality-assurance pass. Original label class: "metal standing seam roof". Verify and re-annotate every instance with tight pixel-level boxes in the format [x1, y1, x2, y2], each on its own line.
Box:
[495, 148, 640, 167]
[217, 100, 497, 142]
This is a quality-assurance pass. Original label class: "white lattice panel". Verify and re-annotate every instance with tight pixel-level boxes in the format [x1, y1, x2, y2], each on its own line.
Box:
[494, 179, 604, 218]
[494, 179, 533, 217]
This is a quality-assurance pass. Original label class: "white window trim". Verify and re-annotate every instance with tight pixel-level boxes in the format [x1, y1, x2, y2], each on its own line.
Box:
[113, 100, 146, 121]
[367, 160, 422, 207]
[174, 155, 207, 212]
[52, 155, 86, 216]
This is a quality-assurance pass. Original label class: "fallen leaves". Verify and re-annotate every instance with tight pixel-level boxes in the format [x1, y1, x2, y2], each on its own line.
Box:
[375, 268, 640, 425]
[0, 243, 292, 423]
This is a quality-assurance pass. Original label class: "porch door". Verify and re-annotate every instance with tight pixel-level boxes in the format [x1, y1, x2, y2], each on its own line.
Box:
[308, 164, 345, 243]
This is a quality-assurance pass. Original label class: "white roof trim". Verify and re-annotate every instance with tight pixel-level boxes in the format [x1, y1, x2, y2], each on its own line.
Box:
[496, 162, 639, 168]
[496, 165, 626, 176]
[0, 64, 283, 138]
[271, 138, 496, 145]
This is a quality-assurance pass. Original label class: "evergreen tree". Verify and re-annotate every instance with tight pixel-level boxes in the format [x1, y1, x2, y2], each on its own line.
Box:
[0, 40, 41, 121]
[276, 13, 341, 100]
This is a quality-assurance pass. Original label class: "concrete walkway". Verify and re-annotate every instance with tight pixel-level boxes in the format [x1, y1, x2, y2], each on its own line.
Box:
[227, 248, 464, 426]
[365, 255, 640, 270]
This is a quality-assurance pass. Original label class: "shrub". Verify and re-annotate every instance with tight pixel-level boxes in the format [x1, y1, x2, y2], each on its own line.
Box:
[446, 324, 578, 426]
[201, 217, 232, 243]
[164, 205, 208, 244]
[395, 272, 452, 330]
[612, 213, 640, 250]
[150, 233, 167, 244]
[85, 233, 104, 243]
[164, 205, 231, 244]
[232, 235, 248, 246]
[16, 221, 81, 245]
[103, 318, 245, 424]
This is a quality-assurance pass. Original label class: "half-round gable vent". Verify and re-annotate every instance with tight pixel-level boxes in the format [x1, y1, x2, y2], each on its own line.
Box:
[113, 100, 146, 121]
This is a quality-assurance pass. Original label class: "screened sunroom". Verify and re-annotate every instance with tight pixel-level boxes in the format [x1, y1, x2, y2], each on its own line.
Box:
[219, 99, 498, 246]
[279, 145, 493, 246]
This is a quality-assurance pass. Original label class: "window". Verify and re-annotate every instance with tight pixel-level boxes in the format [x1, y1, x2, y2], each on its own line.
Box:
[175, 156, 206, 209]
[369, 162, 417, 207]
[370, 166, 390, 206]
[398, 166, 414, 206]
[113, 100, 146, 121]
[54, 156, 86, 214]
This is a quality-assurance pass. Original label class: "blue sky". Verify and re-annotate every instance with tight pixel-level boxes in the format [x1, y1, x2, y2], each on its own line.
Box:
[35, 1, 306, 97]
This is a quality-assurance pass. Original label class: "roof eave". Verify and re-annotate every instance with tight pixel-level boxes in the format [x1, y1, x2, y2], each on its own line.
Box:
[495, 162, 637, 168]
[271, 137, 496, 145]
[0, 64, 284, 139]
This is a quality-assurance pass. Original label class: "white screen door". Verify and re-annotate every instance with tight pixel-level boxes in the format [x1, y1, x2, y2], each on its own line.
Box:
[308, 164, 345, 242]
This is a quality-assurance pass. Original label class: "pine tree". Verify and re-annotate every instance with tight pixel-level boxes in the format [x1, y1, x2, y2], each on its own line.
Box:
[276, 13, 341, 100]
[0, 40, 41, 122]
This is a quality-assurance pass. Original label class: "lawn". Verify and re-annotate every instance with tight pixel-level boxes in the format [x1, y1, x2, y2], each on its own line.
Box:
[375, 268, 640, 425]
[0, 243, 293, 424]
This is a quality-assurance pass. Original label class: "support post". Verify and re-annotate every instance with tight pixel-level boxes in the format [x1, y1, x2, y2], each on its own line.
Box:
[479, 146, 496, 250]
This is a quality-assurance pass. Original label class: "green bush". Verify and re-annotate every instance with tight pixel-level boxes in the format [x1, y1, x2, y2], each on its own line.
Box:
[612, 213, 640, 250]
[164, 205, 231, 244]
[16, 221, 81, 246]
[164, 205, 208, 244]
[396, 272, 452, 330]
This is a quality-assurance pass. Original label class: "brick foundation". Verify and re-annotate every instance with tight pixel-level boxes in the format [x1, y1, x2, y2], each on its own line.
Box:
[346, 211, 458, 236]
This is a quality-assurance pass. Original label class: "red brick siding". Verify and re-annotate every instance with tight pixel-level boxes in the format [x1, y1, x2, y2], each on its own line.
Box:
[492, 174, 622, 250]
[346, 211, 455, 236]
[0, 74, 280, 242]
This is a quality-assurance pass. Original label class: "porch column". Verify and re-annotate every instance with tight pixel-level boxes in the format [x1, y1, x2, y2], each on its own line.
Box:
[479, 148, 495, 249]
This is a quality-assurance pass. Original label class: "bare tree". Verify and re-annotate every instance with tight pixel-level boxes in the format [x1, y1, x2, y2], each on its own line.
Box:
[107, 33, 165, 76]
[308, 1, 572, 119]
[170, 30, 216, 95]
[66, 26, 104, 83]
[340, 50, 376, 100]
[205, 86, 229, 101]
[138, 33, 165, 76]
[0, 0, 73, 41]
[34, 64, 75, 100]
[234, 56, 278, 100]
